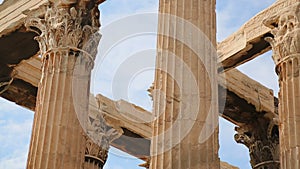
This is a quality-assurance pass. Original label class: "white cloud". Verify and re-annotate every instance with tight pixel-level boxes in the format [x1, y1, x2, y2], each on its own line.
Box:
[92, 30, 157, 110]
[91, 1, 279, 169]
[104, 148, 144, 169]
[0, 116, 33, 169]
[0, 119, 32, 144]
[237, 51, 279, 96]
[0, 147, 29, 169]
[217, 1, 277, 169]
[100, 0, 159, 25]
[0, 98, 21, 112]
[219, 118, 251, 169]
[216, 0, 276, 41]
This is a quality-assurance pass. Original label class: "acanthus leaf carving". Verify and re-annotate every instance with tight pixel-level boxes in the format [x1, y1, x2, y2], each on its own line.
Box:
[25, 1, 102, 63]
[86, 113, 123, 151]
[234, 118, 279, 169]
[264, 3, 300, 67]
[85, 109, 123, 166]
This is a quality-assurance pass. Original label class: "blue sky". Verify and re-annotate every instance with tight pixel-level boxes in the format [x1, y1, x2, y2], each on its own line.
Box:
[0, 0, 278, 169]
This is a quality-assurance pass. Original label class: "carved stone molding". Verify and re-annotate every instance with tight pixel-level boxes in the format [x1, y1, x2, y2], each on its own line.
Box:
[86, 113, 123, 150]
[263, 3, 300, 169]
[85, 109, 123, 168]
[85, 137, 108, 168]
[234, 117, 280, 169]
[24, 1, 103, 169]
[264, 3, 300, 70]
[25, 1, 101, 69]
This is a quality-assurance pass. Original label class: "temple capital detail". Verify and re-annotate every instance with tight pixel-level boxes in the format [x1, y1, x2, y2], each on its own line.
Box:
[25, 1, 101, 65]
[234, 117, 280, 169]
[84, 99, 123, 169]
[263, 3, 300, 168]
[85, 113, 123, 155]
[264, 3, 300, 68]
[4, 0, 300, 169]
[23, 1, 104, 169]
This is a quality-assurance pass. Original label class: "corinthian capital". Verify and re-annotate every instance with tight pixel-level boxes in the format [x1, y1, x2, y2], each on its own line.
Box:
[25, 0, 102, 60]
[264, 3, 300, 66]
[234, 118, 279, 168]
[85, 112, 123, 167]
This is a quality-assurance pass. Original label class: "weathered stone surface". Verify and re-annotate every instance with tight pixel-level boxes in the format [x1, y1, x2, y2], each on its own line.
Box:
[25, 1, 103, 168]
[85, 95, 122, 169]
[264, 2, 300, 168]
[235, 117, 279, 168]
[8, 55, 282, 164]
[219, 68, 276, 123]
[0, 0, 47, 37]
[7, 53, 153, 159]
[218, 0, 299, 71]
[0, 0, 276, 125]
[12, 54, 276, 126]
[1, 0, 292, 168]
[150, 0, 220, 168]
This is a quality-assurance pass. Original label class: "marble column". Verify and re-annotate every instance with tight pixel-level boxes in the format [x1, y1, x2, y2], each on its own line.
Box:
[264, 2, 300, 169]
[150, 0, 220, 169]
[25, 1, 101, 168]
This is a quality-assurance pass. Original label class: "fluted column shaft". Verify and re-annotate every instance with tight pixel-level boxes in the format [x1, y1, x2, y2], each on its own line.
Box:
[27, 50, 88, 169]
[25, 1, 101, 168]
[150, 0, 219, 169]
[264, 2, 300, 169]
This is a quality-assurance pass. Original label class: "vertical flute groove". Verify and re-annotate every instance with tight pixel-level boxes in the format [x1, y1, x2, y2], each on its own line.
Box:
[150, 0, 219, 168]
[25, 2, 102, 168]
[264, 3, 300, 168]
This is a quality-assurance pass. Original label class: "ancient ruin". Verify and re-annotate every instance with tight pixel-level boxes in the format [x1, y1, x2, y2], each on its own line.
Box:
[0, 0, 299, 168]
